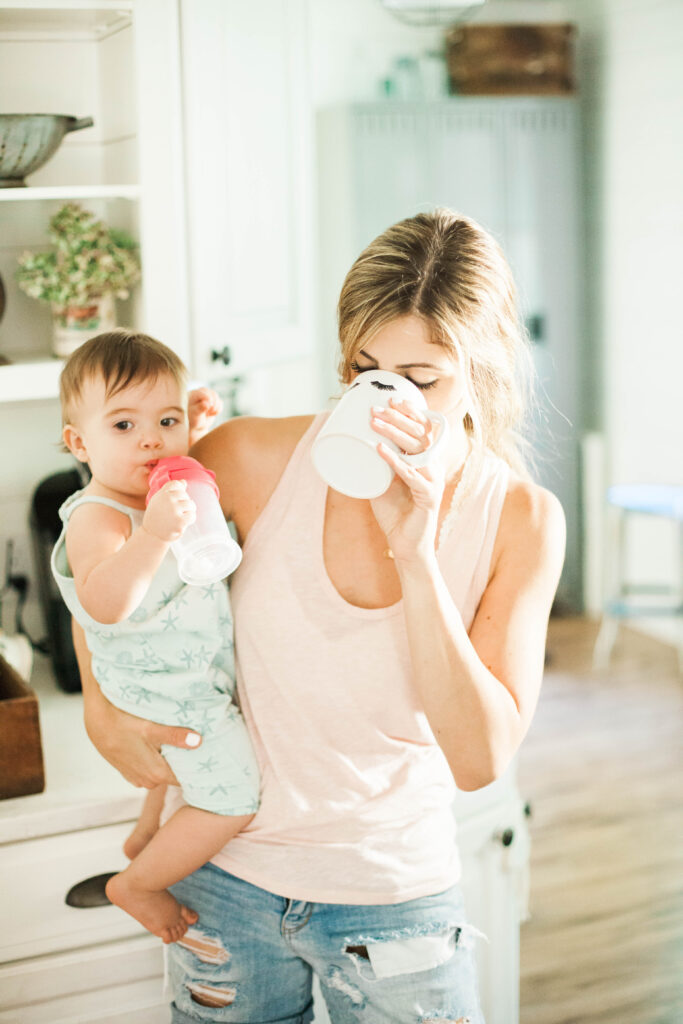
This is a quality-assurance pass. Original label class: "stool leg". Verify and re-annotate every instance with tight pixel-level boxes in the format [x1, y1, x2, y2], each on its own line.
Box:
[678, 521, 683, 676]
[593, 504, 625, 670]
[593, 615, 619, 670]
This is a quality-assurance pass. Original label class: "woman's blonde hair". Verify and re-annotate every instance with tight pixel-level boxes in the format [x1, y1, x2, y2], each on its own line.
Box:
[337, 209, 534, 478]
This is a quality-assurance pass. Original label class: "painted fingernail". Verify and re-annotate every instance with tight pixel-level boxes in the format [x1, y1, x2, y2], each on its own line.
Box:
[185, 733, 201, 747]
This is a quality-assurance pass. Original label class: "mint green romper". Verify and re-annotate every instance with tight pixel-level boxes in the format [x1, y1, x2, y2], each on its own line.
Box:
[51, 491, 260, 816]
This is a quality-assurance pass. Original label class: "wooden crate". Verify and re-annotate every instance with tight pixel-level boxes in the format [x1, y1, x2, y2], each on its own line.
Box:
[446, 23, 575, 96]
[0, 654, 45, 800]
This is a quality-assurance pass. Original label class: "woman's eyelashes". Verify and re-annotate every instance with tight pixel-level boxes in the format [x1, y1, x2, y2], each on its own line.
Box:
[349, 361, 438, 391]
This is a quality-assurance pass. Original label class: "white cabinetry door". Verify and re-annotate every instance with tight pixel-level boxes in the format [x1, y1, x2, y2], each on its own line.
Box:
[179, 0, 313, 380]
[458, 799, 531, 1024]
[135, 0, 192, 365]
[503, 102, 582, 609]
[352, 108, 430, 247]
[428, 105, 506, 241]
[0, 935, 166, 1024]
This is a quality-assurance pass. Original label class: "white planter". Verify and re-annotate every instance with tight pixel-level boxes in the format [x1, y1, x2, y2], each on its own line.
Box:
[51, 293, 116, 357]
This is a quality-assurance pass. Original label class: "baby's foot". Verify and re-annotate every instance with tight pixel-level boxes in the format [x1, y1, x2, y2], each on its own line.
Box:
[106, 871, 198, 944]
[123, 824, 157, 861]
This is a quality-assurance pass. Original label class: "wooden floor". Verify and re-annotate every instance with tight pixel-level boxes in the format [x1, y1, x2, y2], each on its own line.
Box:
[517, 618, 683, 1024]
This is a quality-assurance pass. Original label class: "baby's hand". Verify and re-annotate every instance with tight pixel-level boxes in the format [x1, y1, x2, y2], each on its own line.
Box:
[143, 481, 196, 543]
[188, 387, 223, 445]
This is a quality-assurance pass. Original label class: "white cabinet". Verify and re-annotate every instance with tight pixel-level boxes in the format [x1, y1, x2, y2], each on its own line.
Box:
[317, 99, 583, 610]
[179, 0, 314, 381]
[458, 795, 530, 1024]
[0, 0, 314, 400]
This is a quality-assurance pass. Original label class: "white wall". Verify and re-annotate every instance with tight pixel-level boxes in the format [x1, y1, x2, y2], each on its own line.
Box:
[310, 0, 576, 107]
[576, 0, 683, 640]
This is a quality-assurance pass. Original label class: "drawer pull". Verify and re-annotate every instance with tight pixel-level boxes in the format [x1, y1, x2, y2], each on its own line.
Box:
[65, 871, 117, 908]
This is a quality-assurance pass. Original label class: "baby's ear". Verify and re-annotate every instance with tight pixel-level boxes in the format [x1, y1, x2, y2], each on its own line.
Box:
[62, 424, 89, 463]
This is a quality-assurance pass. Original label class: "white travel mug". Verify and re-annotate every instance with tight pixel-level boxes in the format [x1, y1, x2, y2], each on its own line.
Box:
[147, 456, 242, 586]
[312, 369, 449, 499]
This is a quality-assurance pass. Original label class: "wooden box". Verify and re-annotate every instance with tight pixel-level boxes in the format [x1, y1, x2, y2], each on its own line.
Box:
[0, 654, 45, 800]
[446, 23, 575, 96]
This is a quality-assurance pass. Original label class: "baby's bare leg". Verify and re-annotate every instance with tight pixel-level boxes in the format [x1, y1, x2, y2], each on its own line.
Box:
[123, 784, 167, 860]
[106, 807, 253, 944]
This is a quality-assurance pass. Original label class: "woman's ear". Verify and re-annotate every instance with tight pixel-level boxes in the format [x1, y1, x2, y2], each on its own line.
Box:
[62, 424, 89, 463]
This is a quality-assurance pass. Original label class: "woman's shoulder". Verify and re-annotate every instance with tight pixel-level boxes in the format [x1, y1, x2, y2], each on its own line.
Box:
[503, 473, 565, 526]
[193, 413, 315, 471]
[491, 472, 566, 582]
[191, 414, 317, 524]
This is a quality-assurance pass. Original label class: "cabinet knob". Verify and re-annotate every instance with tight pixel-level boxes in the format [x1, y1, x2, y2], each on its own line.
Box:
[211, 346, 232, 366]
[525, 314, 545, 343]
[65, 871, 116, 908]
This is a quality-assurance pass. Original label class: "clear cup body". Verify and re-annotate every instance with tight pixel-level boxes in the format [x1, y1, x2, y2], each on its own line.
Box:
[171, 479, 242, 585]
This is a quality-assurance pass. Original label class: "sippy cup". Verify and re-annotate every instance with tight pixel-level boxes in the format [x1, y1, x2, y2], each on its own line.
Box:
[146, 456, 242, 585]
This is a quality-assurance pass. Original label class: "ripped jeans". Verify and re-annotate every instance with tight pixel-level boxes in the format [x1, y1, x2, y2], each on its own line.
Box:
[167, 862, 485, 1024]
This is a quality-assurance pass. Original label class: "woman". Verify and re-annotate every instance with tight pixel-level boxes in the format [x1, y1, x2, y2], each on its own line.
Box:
[76, 209, 565, 1023]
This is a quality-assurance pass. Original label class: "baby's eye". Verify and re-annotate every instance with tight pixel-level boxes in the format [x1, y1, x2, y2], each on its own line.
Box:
[113, 420, 133, 431]
[160, 416, 180, 427]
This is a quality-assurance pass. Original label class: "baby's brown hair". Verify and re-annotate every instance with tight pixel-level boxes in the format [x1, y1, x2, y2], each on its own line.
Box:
[59, 329, 188, 428]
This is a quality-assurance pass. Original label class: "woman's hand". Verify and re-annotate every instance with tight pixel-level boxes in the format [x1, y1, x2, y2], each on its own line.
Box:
[369, 398, 446, 564]
[188, 387, 223, 447]
[84, 690, 202, 789]
[73, 617, 202, 789]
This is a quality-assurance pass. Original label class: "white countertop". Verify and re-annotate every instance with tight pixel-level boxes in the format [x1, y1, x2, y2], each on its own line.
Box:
[0, 654, 144, 845]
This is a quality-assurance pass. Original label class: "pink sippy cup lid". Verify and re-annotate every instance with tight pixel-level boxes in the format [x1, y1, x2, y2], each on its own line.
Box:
[146, 456, 220, 506]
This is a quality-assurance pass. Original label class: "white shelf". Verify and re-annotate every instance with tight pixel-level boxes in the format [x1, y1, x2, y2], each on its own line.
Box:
[0, 2, 133, 43]
[0, 356, 63, 403]
[0, 185, 140, 203]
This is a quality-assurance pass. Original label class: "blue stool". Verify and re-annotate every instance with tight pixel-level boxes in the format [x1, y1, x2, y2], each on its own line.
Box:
[593, 484, 683, 670]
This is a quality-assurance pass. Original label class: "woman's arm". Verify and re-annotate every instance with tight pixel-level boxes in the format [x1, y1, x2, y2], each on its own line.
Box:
[397, 480, 565, 790]
[370, 400, 565, 791]
[72, 620, 199, 788]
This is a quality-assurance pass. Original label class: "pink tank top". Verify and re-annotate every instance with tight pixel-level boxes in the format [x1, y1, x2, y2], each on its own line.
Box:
[212, 413, 510, 904]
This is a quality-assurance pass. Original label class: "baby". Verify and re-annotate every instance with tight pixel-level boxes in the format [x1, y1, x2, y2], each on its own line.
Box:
[51, 330, 259, 943]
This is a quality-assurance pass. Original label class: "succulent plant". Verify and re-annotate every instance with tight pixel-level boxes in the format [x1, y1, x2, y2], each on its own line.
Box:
[16, 202, 141, 308]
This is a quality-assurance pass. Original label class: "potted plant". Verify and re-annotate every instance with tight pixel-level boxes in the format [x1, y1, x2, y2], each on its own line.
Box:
[16, 202, 141, 357]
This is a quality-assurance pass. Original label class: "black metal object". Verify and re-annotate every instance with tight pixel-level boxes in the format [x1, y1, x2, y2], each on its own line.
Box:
[499, 828, 515, 847]
[29, 467, 87, 692]
[65, 872, 116, 908]
[211, 346, 232, 366]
